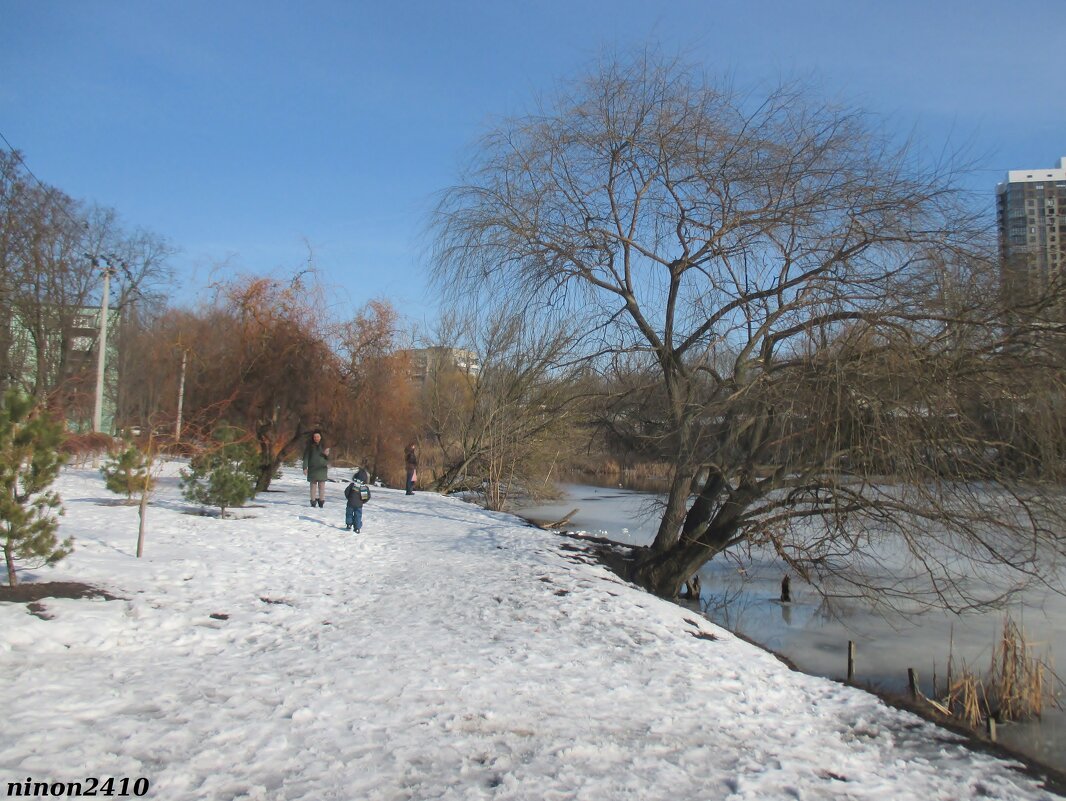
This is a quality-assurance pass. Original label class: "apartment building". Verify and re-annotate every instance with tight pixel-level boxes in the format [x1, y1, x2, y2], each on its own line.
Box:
[996, 157, 1066, 305]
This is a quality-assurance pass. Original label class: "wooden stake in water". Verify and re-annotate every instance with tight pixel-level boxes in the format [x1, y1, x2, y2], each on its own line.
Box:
[908, 668, 919, 699]
[847, 641, 855, 682]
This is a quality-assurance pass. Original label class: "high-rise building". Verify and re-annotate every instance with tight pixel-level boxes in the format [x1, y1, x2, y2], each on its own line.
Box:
[996, 157, 1066, 307]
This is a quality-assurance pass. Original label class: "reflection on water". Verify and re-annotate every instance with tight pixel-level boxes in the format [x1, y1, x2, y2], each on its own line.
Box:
[515, 483, 1066, 772]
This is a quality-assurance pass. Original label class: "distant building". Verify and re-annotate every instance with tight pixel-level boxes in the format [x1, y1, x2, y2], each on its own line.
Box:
[404, 347, 481, 384]
[7, 305, 119, 432]
[996, 157, 1066, 308]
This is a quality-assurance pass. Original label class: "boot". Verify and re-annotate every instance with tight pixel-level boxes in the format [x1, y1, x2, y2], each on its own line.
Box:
[310, 500, 316, 507]
[317, 498, 324, 508]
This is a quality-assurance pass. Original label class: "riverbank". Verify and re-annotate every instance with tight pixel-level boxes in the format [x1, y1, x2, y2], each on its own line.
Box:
[535, 526, 1066, 797]
[516, 482, 1066, 772]
[0, 465, 1062, 799]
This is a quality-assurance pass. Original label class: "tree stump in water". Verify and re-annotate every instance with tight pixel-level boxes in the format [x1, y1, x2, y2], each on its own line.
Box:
[682, 574, 702, 600]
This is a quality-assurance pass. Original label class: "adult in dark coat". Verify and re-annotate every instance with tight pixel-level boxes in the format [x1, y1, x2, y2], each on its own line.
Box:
[302, 430, 330, 507]
[404, 442, 418, 495]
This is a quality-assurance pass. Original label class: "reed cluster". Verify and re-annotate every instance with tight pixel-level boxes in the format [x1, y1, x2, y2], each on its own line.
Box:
[931, 615, 1061, 728]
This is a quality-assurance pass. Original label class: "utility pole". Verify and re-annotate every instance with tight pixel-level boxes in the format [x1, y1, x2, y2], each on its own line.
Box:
[92, 258, 116, 433]
[175, 349, 187, 442]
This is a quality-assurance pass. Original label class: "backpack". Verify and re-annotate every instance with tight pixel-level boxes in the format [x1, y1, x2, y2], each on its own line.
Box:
[346, 480, 371, 503]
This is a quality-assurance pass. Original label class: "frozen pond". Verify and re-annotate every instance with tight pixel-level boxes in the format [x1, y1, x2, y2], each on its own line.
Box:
[516, 482, 1066, 772]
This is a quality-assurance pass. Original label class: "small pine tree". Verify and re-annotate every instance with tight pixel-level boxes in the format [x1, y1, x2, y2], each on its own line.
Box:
[101, 441, 155, 501]
[180, 426, 258, 518]
[0, 389, 72, 586]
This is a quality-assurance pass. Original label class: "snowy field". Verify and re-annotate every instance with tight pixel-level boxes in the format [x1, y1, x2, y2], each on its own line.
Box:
[0, 464, 1062, 801]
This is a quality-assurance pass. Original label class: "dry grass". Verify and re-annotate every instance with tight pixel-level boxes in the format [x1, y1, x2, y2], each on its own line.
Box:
[932, 614, 1062, 728]
[579, 459, 673, 480]
[987, 615, 1057, 722]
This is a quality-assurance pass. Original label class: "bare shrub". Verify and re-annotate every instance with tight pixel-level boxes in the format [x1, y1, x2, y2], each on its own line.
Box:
[59, 432, 118, 466]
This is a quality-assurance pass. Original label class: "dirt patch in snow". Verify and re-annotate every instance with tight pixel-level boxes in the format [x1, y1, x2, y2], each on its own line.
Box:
[0, 581, 122, 604]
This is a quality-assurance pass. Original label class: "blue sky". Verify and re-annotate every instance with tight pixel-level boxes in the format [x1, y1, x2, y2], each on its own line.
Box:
[2, 1, 1063, 326]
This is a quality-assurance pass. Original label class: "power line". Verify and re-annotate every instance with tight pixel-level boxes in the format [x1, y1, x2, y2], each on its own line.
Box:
[0, 129, 60, 200]
[0, 128, 97, 239]
[0, 130, 135, 287]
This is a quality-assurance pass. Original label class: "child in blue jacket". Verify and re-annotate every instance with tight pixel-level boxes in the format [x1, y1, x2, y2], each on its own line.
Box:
[343, 467, 371, 532]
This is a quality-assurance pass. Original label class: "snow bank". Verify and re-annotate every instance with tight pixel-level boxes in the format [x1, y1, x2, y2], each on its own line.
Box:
[0, 465, 1059, 800]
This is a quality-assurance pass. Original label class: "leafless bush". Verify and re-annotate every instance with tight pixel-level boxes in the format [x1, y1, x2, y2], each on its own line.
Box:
[420, 306, 588, 509]
[59, 432, 118, 466]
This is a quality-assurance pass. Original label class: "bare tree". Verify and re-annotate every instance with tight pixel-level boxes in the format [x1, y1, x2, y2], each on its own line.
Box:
[336, 300, 418, 486]
[0, 150, 172, 425]
[180, 272, 348, 492]
[421, 305, 587, 509]
[432, 54, 1066, 605]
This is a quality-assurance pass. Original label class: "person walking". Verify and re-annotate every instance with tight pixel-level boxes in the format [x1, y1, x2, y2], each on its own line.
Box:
[302, 429, 330, 507]
[404, 442, 418, 495]
[343, 466, 371, 532]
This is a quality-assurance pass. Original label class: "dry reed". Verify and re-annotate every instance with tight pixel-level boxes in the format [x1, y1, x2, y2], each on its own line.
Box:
[932, 614, 1061, 729]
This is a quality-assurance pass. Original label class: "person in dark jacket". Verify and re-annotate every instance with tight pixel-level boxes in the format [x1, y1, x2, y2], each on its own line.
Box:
[404, 442, 418, 495]
[302, 429, 330, 507]
[343, 466, 370, 532]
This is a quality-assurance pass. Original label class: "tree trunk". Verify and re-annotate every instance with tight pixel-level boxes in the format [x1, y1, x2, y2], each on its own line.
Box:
[678, 467, 727, 541]
[33, 341, 47, 399]
[650, 468, 694, 552]
[254, 415, 285, 493]
[633, 494, 746, 597]
[255, 430, 276, 493]
[255, 427, 302, 493]
[5, 540, 17, 586]
[632, 539, 720, 598]
[433, 453, 480, 494]
[136, 492, 147, 558]
[255, 457, 277, 493]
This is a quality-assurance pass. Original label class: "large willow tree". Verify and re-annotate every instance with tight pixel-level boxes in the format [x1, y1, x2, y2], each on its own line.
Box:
[433, 55, 1066, 605]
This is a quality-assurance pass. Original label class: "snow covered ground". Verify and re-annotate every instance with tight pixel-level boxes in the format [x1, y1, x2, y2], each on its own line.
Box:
[0, 464, 1062, 800]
